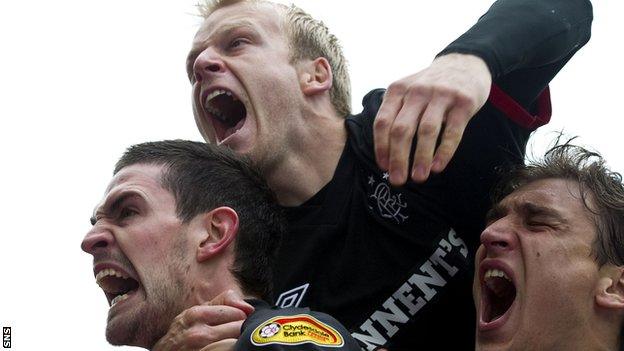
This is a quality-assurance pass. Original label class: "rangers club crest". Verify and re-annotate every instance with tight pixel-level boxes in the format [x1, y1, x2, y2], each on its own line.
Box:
[368, 172, 409, 224]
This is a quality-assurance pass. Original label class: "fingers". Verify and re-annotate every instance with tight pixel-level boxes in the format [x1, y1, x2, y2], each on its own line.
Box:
[409, 95, 449, 183]
[385, 93, 428, 185]
[199, 338, 238, 351]
[377, 86, 478, 185]
[374, 79, 455, 186]
[154, 304, 247, 351]
[167, 321, 243, 351]
[182, 321, 245, 349]
[430, 105, 471, 174]
[374, 85, 404, 171]
[180, 304, 248, 328]
[373, 53, 491, 185]
[208, 290, 254, 316]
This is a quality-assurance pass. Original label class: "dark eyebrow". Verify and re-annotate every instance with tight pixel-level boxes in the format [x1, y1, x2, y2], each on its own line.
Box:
[90, 192, 138, 226]
[519, 202, 565, 222]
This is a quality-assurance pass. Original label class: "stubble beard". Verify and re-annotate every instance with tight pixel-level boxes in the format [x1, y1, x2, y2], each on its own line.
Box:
[248, 132, 294, 184]
[105, 248, 189, 348]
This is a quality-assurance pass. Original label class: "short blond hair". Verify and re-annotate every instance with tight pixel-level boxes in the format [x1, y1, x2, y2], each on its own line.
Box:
[198, 0, 352, 116]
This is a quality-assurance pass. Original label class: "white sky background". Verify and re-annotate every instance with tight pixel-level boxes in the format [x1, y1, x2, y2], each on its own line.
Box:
[0, 1, 621, 349]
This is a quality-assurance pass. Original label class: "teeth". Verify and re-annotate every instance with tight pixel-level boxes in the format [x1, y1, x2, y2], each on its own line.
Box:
[484, 269, 511, 281]
[205, 105, 226, 121]
[203, 89, 239, 122]
[205, 89, 227, 103]
[95, 268, 130, 285]
[111, 293, 129, 306]
[204, 89, 237, 105]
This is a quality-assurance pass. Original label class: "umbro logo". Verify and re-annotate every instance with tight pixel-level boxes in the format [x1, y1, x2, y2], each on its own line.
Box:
[275, 283, 309, 308]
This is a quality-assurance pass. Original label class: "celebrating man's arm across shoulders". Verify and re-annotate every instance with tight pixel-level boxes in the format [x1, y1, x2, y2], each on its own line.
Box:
[374, 0, 593, 185]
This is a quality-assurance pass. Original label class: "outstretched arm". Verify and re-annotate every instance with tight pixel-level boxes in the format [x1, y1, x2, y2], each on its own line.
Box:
[374, 0, 593, 186]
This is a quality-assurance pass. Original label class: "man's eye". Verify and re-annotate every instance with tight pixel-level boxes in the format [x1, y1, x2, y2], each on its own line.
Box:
[119, 208, 138, 220]
[229, 38, 248, 49]
[526, 220, 550, 230]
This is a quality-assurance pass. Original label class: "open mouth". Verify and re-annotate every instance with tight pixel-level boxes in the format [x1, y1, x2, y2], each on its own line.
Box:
[481, 268, 516, 324]
[96, 268, 140, 307]
[203, 89, 247, 142]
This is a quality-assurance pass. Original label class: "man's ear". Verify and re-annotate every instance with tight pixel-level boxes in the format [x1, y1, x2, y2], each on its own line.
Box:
[596, 265, 624, 310]
[299, 57, 333, 96]
[196, 207, 239, 263]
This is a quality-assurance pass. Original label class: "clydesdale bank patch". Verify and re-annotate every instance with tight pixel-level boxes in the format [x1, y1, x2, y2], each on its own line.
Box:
[251, 314, 344, 347]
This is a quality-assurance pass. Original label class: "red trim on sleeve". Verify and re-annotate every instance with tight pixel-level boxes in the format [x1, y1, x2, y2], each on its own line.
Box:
[487, 84, 551, 129]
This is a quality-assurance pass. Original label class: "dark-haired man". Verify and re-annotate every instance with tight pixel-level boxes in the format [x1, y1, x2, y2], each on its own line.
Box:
[475, 143, 624, 350]
[82, 140, 361, 350]
[186, 0, 593, 349]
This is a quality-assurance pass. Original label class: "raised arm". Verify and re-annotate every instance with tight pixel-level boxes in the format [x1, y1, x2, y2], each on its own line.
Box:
[440, 0, 593, 80]
[374, 0, 593, 185]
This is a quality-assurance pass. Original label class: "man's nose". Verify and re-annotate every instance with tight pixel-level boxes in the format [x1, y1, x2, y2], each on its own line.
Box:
[193, 48, 226, 83]
[81, 225, 115, 255]
[480, 218, 518, 256]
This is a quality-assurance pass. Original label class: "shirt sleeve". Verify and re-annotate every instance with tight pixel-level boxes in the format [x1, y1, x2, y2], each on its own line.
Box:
[437, 0, 593, 80]
[347, 1, 593, 251]
[426, 0, 593, 247]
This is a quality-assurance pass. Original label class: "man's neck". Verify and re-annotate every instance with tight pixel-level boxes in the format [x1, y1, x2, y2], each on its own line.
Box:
[548, 322, 619, 351]
[263, 111, 347, 207]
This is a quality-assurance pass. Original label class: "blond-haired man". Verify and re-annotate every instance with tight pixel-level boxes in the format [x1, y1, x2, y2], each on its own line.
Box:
[176, 1, 593, 349]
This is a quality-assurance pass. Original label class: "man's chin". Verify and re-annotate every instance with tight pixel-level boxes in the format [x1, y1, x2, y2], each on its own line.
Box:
[102, 272, 189, 348]
[105, 307, 157, 349]
[105, 300, 182, 349]
[106, 317, 145, 348]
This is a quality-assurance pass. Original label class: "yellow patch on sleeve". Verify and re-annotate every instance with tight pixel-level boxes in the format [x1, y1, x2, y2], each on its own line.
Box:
[251, 314, 345, 347]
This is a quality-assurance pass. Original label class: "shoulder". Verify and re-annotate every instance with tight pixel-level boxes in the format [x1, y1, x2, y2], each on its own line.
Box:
[347, 88, 386, 124]
[345, 89, 386, 166]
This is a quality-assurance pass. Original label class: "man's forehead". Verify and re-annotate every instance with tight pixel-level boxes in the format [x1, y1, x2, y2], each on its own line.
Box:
[195, 1, 283, 41]
[502, 178, 584, 212]
[105, 164, 164, 193]
[92, 164, 166, 216]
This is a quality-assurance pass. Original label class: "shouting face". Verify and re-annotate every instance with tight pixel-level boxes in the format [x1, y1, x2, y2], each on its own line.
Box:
[82, 164, 194, 348]
[188, 1, 306, 168]
[474, 178, 602, 350]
